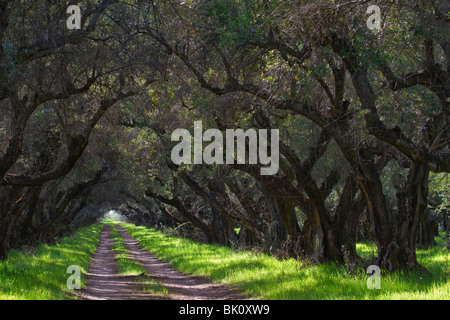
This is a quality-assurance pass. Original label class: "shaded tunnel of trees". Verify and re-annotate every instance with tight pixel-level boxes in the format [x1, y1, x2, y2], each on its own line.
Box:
[0, 0, 449, 272]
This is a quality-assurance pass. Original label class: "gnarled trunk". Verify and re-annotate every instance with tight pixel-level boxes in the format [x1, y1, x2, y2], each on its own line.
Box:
[391, 163, 430, 271]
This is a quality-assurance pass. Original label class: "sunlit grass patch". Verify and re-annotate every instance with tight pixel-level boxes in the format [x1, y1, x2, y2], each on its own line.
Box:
[122, 223, 450, 300]
[138, 274, 169, 296]
[108, 223, 169, 297]
[0, 224, 103, 300]
[110, 225, 147, 276]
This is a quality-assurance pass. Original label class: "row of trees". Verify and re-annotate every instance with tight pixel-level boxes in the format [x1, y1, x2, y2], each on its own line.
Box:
[0, 0, 165, 258]
[0, 0, 448, 272]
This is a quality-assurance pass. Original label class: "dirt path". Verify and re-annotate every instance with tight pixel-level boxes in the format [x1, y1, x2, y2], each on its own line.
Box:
[79, 225, 159, 300]
[79, 224, 245, 300]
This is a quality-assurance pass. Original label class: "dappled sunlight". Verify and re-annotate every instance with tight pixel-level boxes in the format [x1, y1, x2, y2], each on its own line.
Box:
[0, 224, 103, 300]
[121, 223, 450, 300]
[0, 0, 447, 303]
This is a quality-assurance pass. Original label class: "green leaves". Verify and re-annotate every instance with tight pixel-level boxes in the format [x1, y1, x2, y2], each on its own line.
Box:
[198, 0, 259, 47]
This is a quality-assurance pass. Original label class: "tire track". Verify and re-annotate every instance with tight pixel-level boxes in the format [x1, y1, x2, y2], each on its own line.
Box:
[79, 225, 162, 300]
[116, 225, 246, 300]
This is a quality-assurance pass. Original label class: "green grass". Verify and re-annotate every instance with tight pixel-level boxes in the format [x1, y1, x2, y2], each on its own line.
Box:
[109, 225, 147, 276]
[139, 275, 169, 296]
[108, 223, 169, 297]
[1, 219, 447, 300]
[121, 222, 450, 300]
[0, 223, 103, 300]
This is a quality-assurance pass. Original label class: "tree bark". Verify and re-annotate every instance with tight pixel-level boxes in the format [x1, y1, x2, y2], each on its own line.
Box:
[391, 163, 430, 271]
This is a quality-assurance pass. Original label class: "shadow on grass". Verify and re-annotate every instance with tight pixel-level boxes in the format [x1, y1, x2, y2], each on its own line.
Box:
[123, 223, 450, 300]
[0, 224, 104, 300]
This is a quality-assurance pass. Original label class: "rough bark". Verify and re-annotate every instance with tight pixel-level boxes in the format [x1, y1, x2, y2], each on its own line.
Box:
[390, 163, 430, 271]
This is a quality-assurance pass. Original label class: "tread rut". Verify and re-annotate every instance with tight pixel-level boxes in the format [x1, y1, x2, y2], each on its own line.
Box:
[79, 225, 245, 300]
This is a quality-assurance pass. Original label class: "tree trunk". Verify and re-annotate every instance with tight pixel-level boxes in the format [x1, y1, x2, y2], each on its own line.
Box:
[417, 208, 438, 248]
[333, 175, 366, 264]
[346, 147, 395, 269]
[444, 209, 450, 250]
[146, 188, 218, 244]
[0, 186, 37, 260]
[257, 184, 287, 250]
[391, 163, 430, 271]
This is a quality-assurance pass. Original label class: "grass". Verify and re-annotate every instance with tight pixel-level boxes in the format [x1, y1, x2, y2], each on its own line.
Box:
[121, 222, 450, 300]
[108, 223, 169, 297]
[1, 219, 448, 300]
[0, 223, 103, 300]
[110, 225, 147, 276]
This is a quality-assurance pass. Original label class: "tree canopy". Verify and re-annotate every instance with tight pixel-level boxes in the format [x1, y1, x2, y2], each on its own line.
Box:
[0, 0, 448, 272]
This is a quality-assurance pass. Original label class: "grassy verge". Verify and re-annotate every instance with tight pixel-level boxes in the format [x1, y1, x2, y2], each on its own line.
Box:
[108, 223, 168, 297]
[0, 223, 103, 300]
[121, 222, 450, 300]
[110, 225, 146, 276]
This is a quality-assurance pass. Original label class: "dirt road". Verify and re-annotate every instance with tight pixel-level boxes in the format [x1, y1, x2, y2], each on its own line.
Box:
[79, 225, 245, 300]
